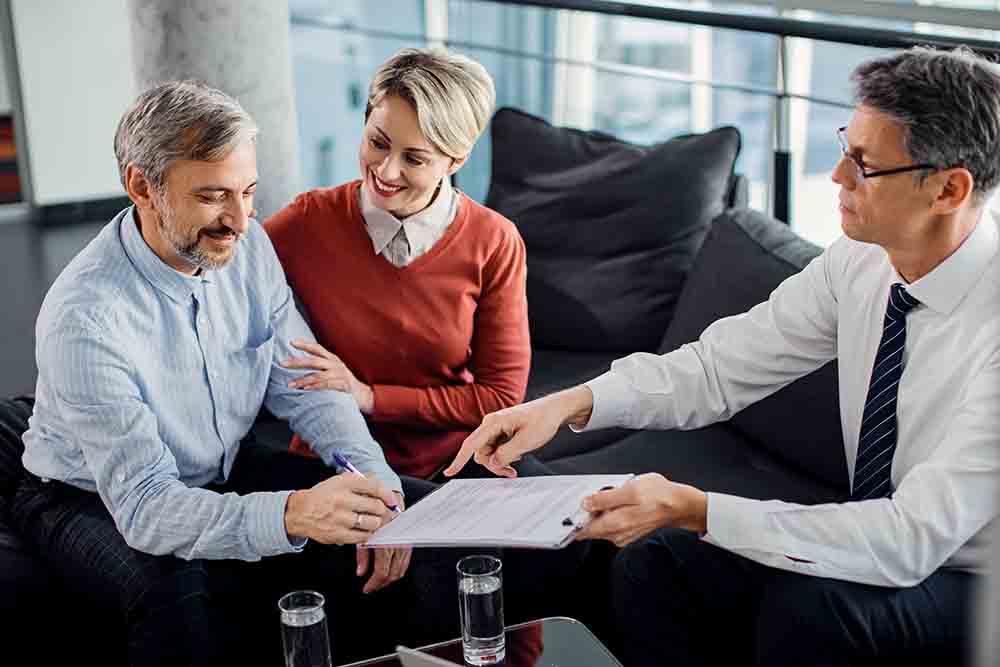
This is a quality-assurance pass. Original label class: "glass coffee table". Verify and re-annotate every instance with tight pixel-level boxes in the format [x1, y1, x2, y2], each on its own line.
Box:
[342, 616, 621, 666]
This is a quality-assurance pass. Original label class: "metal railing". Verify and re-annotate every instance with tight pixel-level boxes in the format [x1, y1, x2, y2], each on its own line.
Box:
[293, 0, 1000, 222]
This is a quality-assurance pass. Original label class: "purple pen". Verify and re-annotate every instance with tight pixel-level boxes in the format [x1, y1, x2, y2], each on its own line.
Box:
[332, 452, 401, 513]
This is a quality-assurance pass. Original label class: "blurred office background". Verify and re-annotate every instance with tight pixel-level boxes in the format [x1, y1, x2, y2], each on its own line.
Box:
[1, 0, 999, 396]
[0, 3, 998, 661]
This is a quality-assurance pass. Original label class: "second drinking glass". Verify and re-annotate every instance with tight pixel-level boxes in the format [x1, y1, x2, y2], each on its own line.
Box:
[456, 554, 505, 665]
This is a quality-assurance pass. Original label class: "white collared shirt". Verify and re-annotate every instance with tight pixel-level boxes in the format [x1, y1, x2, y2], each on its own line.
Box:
[582, 214, 1000, 587]
[360, 177, 459, 267]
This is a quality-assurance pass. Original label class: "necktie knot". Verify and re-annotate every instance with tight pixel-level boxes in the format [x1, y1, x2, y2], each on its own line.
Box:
[888, 283, 918, 318]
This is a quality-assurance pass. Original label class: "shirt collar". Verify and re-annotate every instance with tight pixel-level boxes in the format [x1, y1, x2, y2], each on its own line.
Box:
[359, 177, 455, 256]
[902, 210, 999, 315]
[120, 206, 207, 304]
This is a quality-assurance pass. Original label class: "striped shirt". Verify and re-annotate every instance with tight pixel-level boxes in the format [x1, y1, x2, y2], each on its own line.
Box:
[22, 207, 400, 561]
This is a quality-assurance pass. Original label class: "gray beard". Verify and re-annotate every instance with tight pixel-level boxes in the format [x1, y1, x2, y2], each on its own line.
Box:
[156, 199, 232, 272]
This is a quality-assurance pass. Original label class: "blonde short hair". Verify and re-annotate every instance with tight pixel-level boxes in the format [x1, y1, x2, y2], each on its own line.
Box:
[366, 47, 496, 160]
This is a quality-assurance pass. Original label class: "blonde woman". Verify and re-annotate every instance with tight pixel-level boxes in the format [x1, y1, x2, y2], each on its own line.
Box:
[265, 48, 542, 481]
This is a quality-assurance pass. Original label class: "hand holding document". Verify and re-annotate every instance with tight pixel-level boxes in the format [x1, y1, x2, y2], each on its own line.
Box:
[363, 475, 634, 550]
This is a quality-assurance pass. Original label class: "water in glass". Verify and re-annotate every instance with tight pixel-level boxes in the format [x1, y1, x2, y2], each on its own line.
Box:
[458, 573, 505, 665]
[279, 590, 333, 667]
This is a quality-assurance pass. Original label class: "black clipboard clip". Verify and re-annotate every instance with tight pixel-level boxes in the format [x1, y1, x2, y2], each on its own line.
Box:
[561, 511, 589, 530]
[560, 485, 616, 530]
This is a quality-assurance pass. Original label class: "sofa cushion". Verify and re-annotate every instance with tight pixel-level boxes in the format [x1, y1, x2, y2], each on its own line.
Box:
[485, 107, 741, 353]
[525, 349, 630, 461]
[0, 395, 33, 501]
[548, 425, 843, 505]
[526, 348, 620, 401]
[658, 208, 848, 493]
[535, 425, 636, 464]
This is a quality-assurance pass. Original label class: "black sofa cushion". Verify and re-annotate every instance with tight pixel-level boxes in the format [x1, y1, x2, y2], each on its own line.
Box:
[525, 348, 619, 401]
[548, 424, 842, 505]
[658, 208, 848, 494]
[485, 107, 741, 353]
[0, 395, 32, 501]
[525, 349, 633, 462]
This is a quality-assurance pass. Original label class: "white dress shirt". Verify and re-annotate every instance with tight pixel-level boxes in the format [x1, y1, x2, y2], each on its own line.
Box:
[582, 214, 1000, 587]
[360, 177, 459, 267]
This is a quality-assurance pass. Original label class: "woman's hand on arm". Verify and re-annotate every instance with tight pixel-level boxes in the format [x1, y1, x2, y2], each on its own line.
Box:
[281, 340, 374, 414]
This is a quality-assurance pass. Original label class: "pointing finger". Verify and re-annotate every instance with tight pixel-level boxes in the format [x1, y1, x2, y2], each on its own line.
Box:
[444, 422, 500, 476]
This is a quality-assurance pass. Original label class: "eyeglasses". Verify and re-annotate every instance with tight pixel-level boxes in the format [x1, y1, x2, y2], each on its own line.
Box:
[837, 126, 938, 183]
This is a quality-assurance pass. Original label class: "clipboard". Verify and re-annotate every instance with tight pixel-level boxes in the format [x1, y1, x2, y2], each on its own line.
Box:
[363, 474, 635, 550]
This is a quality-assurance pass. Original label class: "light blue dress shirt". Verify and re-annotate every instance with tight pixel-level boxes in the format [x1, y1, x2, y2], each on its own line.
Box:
[22, 207, 401, 561]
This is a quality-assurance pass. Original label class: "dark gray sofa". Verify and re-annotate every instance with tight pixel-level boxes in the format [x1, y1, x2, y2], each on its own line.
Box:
[0, 112, 848, 662]
[533, 207, 846, 506]
[481, 107, 847, 505]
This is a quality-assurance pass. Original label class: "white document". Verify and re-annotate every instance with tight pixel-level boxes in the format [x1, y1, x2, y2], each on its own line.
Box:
[363, 474, 635, 550]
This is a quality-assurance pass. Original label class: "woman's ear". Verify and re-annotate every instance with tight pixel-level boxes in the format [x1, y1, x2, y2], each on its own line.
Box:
[447, 155, 469, 176]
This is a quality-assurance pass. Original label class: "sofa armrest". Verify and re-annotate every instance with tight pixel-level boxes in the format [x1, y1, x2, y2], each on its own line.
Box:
[726, 173, 750, 209]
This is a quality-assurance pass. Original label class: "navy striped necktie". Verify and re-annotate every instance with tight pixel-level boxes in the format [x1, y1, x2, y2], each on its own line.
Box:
[852, 283, 919, 501]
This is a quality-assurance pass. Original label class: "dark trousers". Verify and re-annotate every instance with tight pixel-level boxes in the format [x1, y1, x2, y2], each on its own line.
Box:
[611, 527, 978, 667]
[10, 444, 465, 666]
[11, 443, 593, 666]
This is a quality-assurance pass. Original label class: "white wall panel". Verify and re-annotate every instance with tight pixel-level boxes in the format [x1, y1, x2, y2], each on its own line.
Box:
[10, 0, 134, 205]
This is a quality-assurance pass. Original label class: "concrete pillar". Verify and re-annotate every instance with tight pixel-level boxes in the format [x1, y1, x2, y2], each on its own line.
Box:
[126, 0, 300, 219]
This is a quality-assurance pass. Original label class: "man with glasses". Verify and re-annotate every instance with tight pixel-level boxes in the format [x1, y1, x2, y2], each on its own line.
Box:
[446, 46, 1000, 666]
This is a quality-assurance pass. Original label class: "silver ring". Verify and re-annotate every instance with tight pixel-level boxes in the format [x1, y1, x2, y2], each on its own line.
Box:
[353, 511, 363, 530]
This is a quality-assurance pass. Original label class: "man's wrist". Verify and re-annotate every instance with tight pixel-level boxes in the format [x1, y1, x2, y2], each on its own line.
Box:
[561, 385, 595, 430]
[685, 487, 708, 534]
[284, 490, 307, 539]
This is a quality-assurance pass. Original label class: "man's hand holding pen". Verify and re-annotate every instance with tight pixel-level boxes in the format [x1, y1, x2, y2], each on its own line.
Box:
[283, 466, 412, 593]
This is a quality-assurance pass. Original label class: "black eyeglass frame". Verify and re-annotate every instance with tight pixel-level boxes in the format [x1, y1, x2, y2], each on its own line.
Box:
[837, 126, 939, 180]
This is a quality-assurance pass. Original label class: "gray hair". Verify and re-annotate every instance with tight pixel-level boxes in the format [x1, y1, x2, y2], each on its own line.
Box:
[114, 80, 258, 192]
[365, 47, 496, 160]
[852, 46, 1000, 205]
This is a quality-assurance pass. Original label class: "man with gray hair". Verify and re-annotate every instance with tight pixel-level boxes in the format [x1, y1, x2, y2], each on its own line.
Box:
[447, 46, 1000, 665]
[11, 80, 444, 665]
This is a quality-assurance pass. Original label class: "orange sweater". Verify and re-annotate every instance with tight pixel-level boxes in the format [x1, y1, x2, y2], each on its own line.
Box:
[264, 181, 530, 478]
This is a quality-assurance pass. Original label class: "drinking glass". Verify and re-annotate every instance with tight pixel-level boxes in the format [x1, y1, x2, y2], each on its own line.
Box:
[278, 590, 333, 667]
[456, 555, 505, 665]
